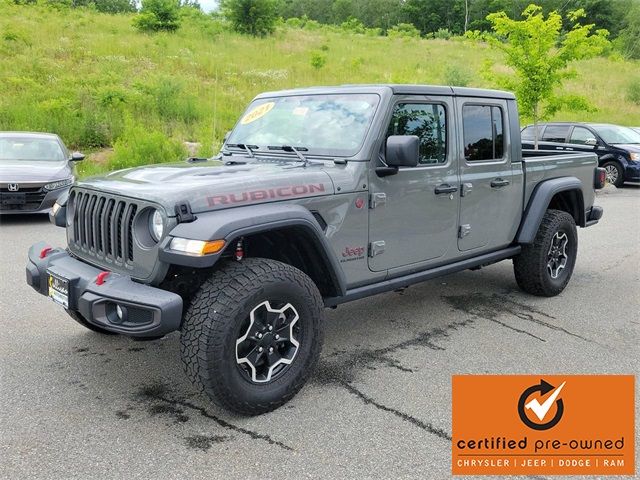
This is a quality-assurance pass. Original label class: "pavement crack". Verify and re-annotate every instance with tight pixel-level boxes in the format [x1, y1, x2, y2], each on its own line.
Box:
[339, 380, 451, 441]
[135, 383, 293, 451]
[159, 396, 294, 451]
[317, 318, 474, 384]
[443, 293, 600, 345]
[484, 317, 546, 342]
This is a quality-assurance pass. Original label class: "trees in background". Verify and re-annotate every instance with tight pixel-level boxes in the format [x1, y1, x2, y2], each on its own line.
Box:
[485, 5, 610, 146]
[133, 0, 181, 31]
[274, 0, 635, 40]
[222, 0, 278, 36]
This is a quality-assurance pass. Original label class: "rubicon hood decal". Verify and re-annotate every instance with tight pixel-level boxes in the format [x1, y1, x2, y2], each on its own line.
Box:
[75, 161, 335, 214]
[207, 184, 326, 206]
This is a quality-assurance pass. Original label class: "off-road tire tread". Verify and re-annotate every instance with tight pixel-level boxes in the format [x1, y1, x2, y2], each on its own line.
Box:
[514, 209, 577, 297]
[180, 258, 324, 415]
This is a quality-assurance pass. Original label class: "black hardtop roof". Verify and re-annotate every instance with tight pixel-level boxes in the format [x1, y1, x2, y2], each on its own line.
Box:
[255, 84, 515, 100]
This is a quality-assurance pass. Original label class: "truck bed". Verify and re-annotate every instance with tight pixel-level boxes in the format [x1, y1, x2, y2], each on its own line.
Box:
[521, 150, 598, 211]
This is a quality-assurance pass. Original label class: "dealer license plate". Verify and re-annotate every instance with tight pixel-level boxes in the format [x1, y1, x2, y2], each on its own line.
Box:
[48, 273, 69, 308]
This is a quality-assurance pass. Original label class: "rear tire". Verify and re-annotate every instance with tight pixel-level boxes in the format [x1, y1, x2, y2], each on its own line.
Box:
[65, 309, 117, 335]
[602, 161, 624, 187]
[180, 258, 324, 415]
[514, 209, 578, 297]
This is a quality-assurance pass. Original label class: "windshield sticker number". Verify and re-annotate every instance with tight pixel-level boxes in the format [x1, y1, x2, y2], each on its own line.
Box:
[241, 102, 275, 125]
[293, 107, 309, 116]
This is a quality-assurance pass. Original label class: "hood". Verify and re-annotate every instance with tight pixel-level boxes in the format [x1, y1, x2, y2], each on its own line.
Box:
[613, 144, 640, 153]
[0, 160, 71, 183]
[76, 159, 336, 214]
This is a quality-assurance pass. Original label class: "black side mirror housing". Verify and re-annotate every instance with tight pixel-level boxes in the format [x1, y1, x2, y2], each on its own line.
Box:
[70, 151, 85, 162]
[386, 135, 420, 168]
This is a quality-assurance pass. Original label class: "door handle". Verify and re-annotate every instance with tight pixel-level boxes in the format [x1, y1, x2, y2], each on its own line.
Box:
[435, 184, 458, 195]
[490, 178, 510, 188]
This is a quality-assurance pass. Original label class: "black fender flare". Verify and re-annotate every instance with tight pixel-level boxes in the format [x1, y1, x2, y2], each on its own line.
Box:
[160, 203, 347, 296]
[598, 153, 626, 168]
[516, 177, 584, 244]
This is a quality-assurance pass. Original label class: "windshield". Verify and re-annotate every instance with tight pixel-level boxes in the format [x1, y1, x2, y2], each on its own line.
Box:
[0, 137, 66, 162]
[591, 125, 640, 144]
[226, 94, 380, 156]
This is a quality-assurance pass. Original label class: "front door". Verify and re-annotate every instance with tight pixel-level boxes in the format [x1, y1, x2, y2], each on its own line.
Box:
[457, 99, 521, 252]
[368, 97, 459, 272]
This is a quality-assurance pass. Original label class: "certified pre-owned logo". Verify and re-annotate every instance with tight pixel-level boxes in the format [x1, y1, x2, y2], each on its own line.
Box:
[518, 379, 566, 430]
[7, 183, 19, 192]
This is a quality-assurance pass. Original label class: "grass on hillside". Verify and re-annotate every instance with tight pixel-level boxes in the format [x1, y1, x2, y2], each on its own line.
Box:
[1, 2, 639, 177]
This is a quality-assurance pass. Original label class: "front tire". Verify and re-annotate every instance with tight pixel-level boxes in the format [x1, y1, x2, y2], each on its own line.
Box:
[602, 161, 624, 187]
[513, 209, 578, 297]
[180, 258, 324, 415]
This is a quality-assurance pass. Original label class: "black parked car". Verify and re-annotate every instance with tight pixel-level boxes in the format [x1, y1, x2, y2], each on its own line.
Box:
[522, 123, 640, 187]
[0, 132, 83, 214]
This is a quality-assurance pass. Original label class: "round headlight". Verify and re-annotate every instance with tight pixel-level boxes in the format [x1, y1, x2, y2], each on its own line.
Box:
[149, 210, 164, 242]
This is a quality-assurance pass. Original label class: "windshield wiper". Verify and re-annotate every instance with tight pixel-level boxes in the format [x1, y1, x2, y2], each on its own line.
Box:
[267, 145, 310, 167]
[226, 143, 257, 158]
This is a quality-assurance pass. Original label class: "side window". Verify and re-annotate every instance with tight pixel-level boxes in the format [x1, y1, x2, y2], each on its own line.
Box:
[462, 105, 504, 161]
[569, 127, 594, 145]
[387, 103, 446, 164]
[522, 125, 542, 141]
[541, 125, 570, 143]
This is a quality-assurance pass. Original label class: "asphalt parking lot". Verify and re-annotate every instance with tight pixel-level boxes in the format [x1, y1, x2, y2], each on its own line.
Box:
[1, 186, 638, 480]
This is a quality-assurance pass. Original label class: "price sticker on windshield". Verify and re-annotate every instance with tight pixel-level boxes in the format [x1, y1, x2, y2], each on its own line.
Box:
[241, 102, 275, 125]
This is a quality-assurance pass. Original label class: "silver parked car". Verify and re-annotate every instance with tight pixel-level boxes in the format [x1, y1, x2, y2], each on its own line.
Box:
[0, 132, 83, 214]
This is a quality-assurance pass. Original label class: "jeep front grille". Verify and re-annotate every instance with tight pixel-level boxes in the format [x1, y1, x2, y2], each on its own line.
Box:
[71, 190, 138, 262]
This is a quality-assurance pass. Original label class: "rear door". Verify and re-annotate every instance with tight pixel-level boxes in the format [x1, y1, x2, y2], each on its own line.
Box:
[539, 124, 572, 151]
[457, 99, 521, 252]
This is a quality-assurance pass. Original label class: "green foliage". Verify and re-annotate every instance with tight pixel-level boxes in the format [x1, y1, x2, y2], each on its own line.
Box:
[340, 16, 365, 34]
[309, 51, 326, 69]
[133, 0, 181, 32]
[387, 23, 420, 39]
[433, 28, 451, 40]
[615, 2, 640, 59]
[94, 0, 137, 14]
[628, 80, 640, 105]
[0, 2, 638, 178]
[443, 65, 470, 86]
[222, 0, 277, 37]
[109, 120, 187, 171]
[485, 4, 610, 138]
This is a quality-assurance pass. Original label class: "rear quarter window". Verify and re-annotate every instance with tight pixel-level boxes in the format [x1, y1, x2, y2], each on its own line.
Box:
[541, 125, 570, 143]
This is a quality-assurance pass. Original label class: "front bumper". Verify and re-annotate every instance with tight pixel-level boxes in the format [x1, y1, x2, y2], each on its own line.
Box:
[624, 163, 640, 182]
[26, 242, 183, 337]
[0, 187, 66, 215]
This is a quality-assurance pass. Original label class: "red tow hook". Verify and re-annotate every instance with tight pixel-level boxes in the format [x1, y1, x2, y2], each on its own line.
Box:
[39, 247, 53, 259]
[95, 271, 110, 285]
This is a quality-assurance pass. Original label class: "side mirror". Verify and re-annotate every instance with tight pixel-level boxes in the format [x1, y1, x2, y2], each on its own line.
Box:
[584, 138, 598, 146]
[70, 151, 85, 162]
[386, 135, 420, 167]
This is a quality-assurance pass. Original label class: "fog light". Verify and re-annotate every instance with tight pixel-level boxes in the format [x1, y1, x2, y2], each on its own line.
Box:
[116, 305, 124, 320]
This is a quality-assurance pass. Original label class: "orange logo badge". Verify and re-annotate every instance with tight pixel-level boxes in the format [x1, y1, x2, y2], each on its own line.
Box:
[452, 375, 635, 475]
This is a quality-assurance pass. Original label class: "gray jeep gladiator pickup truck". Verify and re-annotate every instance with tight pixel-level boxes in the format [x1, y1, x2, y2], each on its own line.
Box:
[26, 85, 605, 414]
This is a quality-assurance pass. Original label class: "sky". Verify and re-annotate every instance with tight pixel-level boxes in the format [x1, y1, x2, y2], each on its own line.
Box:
[199, 0, 218, 13]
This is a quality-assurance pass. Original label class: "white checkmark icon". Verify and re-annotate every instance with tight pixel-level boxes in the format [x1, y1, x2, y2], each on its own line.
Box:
[525, 381, 566, 421]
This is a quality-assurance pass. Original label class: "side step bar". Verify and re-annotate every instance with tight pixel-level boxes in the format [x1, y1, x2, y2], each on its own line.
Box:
[324, 246, 521, 307]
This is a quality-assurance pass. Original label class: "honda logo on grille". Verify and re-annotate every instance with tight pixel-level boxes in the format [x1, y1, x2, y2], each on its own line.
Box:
[7, 183, 19, 192]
